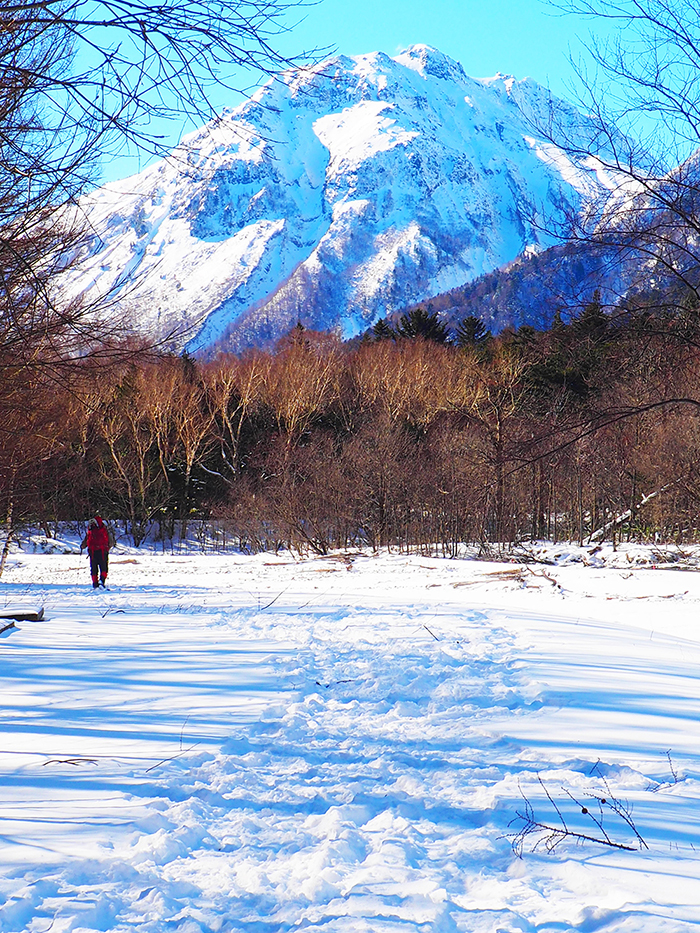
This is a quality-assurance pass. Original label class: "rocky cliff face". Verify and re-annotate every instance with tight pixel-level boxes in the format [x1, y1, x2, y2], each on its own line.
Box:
[63, 45, 625, 353]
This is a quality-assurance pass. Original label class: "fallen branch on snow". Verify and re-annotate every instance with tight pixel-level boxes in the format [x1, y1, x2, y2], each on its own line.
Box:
[589, 483, 677, 543]
[508, 775, 647, 856]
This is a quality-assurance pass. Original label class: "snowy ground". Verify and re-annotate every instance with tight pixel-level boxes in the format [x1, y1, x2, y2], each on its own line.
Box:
[2, 540, 700, 931]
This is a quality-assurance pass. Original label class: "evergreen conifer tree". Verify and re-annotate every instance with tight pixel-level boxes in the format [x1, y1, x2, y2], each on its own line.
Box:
[372, 318, 396, 341]
[454, 315, 491, 349]
[396, 307, 450, 343]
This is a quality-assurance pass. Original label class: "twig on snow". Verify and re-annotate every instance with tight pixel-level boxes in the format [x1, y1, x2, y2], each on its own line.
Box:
[508, 775, 646, 856]
[648, 749, 682, 792]
[258, 587, 290, 611]
[666, 749, 679, 784]
[42, 757, 98, 767]
[180, 715, 190, 751]
[144, 742, 201, 774]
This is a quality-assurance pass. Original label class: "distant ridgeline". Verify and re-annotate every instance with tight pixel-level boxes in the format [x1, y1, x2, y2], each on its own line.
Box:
[394, 242, 625, 335]
[399, 218, 700, 337]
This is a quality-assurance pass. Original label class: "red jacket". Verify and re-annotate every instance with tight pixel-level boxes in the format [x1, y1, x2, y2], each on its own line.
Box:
[87, 518, 110, 553]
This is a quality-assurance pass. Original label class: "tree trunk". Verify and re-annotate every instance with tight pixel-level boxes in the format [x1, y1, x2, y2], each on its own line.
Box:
[0, 470, 17, 580]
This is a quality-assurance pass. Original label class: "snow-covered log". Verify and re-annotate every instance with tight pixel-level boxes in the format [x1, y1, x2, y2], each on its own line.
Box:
[589, 483, 674, 543]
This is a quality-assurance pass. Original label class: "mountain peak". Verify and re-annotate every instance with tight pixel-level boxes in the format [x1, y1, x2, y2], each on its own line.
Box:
[393, 44, 468, 83]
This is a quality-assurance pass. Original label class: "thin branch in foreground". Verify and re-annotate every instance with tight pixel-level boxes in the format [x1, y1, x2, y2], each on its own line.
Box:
[648, 748, 683, 792]
[144, 742, 201, 774]
[507, 775, 647, 856]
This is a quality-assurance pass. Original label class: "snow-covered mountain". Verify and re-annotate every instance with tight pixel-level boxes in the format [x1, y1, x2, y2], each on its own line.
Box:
[64, 45, 626, 353]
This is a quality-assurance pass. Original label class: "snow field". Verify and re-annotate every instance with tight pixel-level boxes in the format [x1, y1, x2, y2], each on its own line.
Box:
[1, 545, 700, 931]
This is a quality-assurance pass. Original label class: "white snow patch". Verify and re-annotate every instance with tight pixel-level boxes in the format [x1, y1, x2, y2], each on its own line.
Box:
[314, 101, 419, 171]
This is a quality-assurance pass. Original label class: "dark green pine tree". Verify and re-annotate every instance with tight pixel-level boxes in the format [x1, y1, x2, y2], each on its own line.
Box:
[572, 290, 607, 341]
[454, 315, 491, 350]
[372, 318, 397, 341]
[396, 307, 450, 343]
[179, 349, 198, 384]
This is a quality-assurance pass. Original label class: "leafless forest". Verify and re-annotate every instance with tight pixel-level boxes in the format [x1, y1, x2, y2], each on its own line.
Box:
[5, 300, 700, 554]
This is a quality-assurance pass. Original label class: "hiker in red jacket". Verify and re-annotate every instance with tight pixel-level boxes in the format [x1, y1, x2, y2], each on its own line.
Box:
[81, 516, 113, 588]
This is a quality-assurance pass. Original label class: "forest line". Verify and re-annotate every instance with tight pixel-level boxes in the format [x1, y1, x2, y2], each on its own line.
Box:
[4, 303, 700, 556]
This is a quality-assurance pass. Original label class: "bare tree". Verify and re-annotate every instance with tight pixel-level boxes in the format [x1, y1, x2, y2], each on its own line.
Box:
[205, 351, 269, 477]
[558, 0, 700, 155]
[261, 330, 342, 452]
[449, 344, 530, 545]
[351, 338, 461, 431]
[0, 0, 319, 215]
[93, 367, 171, 545]
[149, 357, 217, 542]
[0, 0, 318, 333]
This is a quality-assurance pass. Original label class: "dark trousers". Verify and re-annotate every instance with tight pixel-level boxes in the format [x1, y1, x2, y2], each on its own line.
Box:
[90, 549, 109, 585]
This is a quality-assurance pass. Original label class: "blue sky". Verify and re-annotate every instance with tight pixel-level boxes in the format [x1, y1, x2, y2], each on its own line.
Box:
[103, 0, 601, 182]
[276, 0, 589, 92]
